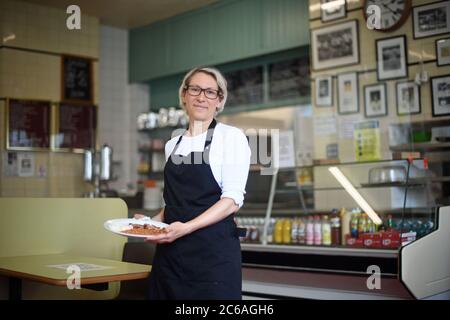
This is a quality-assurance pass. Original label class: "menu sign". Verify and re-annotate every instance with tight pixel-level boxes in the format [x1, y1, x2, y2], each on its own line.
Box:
[7, 99, 51, 150]
[55, 103, 97, 150]
[62, 55, 93, 102]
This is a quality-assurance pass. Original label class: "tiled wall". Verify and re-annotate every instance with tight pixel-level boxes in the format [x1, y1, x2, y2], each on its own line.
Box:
[99, 25, 149, 193]
[0, 0, 98, 197]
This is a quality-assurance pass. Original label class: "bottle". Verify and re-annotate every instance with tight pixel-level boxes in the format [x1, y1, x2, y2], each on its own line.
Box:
[266, 218, 276, 244]
[306, 216, 314, 245]
[340, 208, 350, 244]
[291, 219, 299, 244]
[282, 218, 292, 244]
[330, 209, 341, 246]
[274, 219, 283, 244]
[322, 215, 332, 246]
[350, 210, 359, 238]
[298, 218, 306, 245]
[386, 214, 394, 231]
[314, 215, 322, 245]
[358, 213, 367, 237]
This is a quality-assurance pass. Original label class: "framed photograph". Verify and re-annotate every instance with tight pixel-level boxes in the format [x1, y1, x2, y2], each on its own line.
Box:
[315, 76, 333, 106]
[413, 1, 450, 39]
[311, 20, 359, 71]
[337, 72, 359, 114]
[62, 54, 93, 103]
[376, 36, 408, 81]
[436, 38, 450, 66]
[431, 75, 450, 117]
[321, 0, 346, 23]
[396, 81, 421, 116]
[364, 83, 387, 118]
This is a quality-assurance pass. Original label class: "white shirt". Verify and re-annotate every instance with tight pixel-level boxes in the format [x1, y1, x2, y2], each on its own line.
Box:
[165, 122, 251, 208]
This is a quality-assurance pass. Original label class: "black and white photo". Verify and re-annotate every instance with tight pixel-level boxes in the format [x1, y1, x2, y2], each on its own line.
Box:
[364, 83, 387, 118]
[321, 0, 346, 22]
[311, 20, 359, 71]
[436, 38, 450, 66]
[337, 72, 359, 114]
[315, 75, 333, 106]
[376, 36, 408, 81]
[413, 1, 450, 39]
[396, 81, 421, 115]
[431, 75, 450, 117]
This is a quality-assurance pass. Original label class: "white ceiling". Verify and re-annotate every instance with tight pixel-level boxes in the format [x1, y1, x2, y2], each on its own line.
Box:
[22, 0, 219, 29]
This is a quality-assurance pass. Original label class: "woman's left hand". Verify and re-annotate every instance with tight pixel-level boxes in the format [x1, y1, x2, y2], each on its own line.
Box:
[145, 221, 192, 244]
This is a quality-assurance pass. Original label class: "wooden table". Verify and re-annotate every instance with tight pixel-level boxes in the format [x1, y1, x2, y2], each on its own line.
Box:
[0, 254, 151, 300]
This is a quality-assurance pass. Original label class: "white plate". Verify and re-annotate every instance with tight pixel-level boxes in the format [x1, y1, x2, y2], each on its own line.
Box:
[104, 218, 168, 238]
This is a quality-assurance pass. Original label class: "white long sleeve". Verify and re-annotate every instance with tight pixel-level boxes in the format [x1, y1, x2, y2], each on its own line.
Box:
[165, 122, 251, 208]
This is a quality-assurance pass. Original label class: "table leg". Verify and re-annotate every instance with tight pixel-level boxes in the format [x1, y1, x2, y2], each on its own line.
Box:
[9, 277, 22, 300]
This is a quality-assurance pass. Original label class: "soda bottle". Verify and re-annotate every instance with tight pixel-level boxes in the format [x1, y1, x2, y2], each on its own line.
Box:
[350, 210, 359, 238]
[298, 218, 306, 245]
[267, 218, 276, 244]
[358, 213, 366, 237]
[274, 219, 283, 244]
[314, 215, 322, 245]
[330, 209, 341, 246]
[291, 219, 299, 244]
[282, 218, 292, 244]
[322, 215, 332, 246]
[306, 216, 314, 245]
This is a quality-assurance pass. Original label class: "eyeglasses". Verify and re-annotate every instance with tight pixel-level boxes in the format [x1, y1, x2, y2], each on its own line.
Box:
[184, 85, 221, 100]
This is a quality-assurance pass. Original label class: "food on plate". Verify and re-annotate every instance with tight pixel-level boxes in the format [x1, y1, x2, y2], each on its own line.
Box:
[120, 223, 167, 236]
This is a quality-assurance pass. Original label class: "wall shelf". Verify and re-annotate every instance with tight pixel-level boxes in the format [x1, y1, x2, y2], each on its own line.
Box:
[390, 142, 450, 152]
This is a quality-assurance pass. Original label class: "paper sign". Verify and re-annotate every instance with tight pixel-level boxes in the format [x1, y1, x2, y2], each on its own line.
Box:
[314, 115, 337, 136]
[17, 152, 34, 177]
[278, 130, 296, 168]
[354, 120, 381, 161]
[47, 263, 113, 271]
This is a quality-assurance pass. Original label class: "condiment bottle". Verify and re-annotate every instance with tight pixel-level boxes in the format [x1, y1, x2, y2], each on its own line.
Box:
[282, 218, 292, 244]
[322, 215, 332, 246]
[314, 215, 322, 245]
[306, 216, 314, 245]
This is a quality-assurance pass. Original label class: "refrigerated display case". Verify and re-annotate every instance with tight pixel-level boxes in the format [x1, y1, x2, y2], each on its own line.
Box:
[237, 159, 450, 300]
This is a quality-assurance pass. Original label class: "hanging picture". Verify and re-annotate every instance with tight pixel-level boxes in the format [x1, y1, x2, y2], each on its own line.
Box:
[321, 0, 346, 23]
[413, 1, 450, 39]
[364, 83, 387, 118]
[431, 75, 450, 117]
[436, 38, 450, 66]
[315, 75, 333, 106]
[337, 72, 359, 114]
[396, 81, 421, 115]
[376, 36, 408, 81]
[311, 20, 359, 71]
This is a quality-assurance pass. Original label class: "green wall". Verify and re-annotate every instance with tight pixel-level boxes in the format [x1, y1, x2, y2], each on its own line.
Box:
[129, 0, 310, 82]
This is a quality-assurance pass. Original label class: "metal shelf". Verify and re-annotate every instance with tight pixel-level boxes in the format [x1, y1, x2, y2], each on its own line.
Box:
[390, 142, 450, 152]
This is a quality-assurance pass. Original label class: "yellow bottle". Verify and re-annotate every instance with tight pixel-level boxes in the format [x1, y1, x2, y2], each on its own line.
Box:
[274, 219, 283, 244]
[282, 218, 292, 244]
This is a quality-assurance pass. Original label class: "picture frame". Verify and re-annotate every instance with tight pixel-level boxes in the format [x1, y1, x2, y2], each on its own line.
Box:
[436, 38, 450, 66]
[396, 81, 421, 116]
[311, 20, 359, 71]
[321, 0, 346, 23]
[376, 36, 408, 81]
[315, 75, 333, 107]
[337, 72, 359, 114]
[431, 75, 450, 117]
[61, 54, 93, 103]
[364, 83, 387, 118]
[413, 1, 450, 39]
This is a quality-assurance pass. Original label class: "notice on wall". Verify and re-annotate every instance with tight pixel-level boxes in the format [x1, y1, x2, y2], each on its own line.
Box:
[313, 115, 337, 136]
[3, 152, 18, 176]
[278, 130, 296, 168]
[338, 114, 363, 139]
[17, 152, 35, 177]
[354, 120, 381, 161]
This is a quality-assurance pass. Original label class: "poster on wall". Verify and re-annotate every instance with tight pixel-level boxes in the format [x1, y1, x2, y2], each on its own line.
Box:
[354, 120, 381, 162]
[17, 152, 35, 177]
[62, 55, 93, 103]
[278, 130, 296, 168]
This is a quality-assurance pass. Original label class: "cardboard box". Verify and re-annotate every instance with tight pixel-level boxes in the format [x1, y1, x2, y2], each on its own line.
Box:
[345, 234, 364, 248]
[363, 233, 382, 248]
[381, 231, 400, 248]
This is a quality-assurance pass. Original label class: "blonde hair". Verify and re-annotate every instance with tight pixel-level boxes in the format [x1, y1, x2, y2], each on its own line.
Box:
[178, 67, 228, 114]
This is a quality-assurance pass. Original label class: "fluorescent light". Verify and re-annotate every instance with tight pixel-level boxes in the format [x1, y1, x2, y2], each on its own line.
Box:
[321, 0, 345, 11]
[328, 167, 382, 225]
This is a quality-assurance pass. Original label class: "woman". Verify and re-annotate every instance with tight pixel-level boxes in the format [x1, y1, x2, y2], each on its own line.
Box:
[140, 67, 251, 300]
